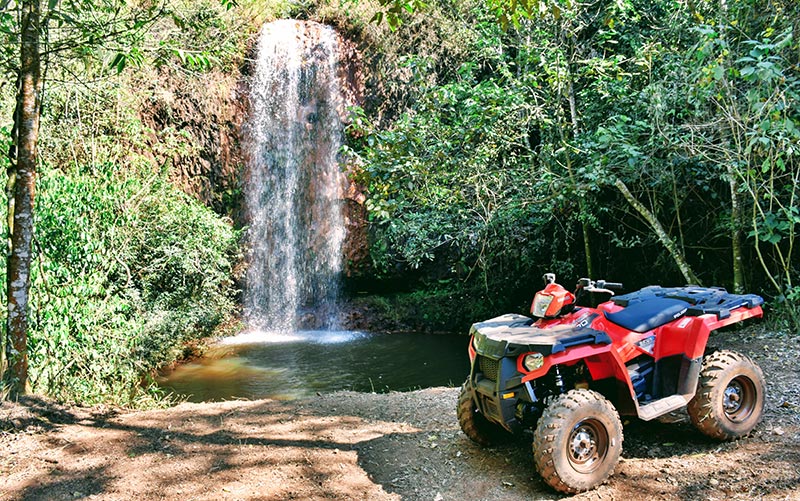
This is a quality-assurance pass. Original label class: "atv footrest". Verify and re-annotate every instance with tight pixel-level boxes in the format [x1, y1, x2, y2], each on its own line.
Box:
[637, 394, 689, 421]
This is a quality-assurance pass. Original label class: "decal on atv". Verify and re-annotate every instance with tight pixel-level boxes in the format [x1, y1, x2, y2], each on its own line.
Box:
[636, 335, 655, 355]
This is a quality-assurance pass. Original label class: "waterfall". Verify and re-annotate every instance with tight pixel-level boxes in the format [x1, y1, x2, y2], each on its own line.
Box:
[244, 20, 347, 333]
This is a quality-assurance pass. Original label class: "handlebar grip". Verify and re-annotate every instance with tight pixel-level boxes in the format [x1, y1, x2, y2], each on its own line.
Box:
[604, 282, 624, 290]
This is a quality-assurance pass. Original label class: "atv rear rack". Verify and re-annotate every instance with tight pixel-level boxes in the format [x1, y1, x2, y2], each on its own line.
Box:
[612, 286, 763, 320]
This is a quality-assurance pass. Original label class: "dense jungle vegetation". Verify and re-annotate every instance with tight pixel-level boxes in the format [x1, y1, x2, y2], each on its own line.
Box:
[0, 0, 797, 404]
[338, 0, 800, 333]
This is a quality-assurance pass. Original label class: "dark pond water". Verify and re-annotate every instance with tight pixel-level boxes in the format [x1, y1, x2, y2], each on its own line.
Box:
[158, 330, 471, 401]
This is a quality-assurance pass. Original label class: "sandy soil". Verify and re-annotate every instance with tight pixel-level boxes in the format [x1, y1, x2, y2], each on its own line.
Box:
[1, 329, 799, 501]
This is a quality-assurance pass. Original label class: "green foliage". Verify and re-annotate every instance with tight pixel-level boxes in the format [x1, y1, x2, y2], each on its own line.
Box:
[316, 0, 486, 122]
[778, 286, 800, 334]
[0, 0, 259, 404]
[347, 16, 584, 312]
[350, 0, 800, 332]
[156, 0, 254, 72]
[0, 0, 255, 84]
[369, 0, 428, 29]
[4, 165, 241, 405]
[683, 12, 799, 310]
[362, 0, 548, 29]
[351, 283, 525, 332]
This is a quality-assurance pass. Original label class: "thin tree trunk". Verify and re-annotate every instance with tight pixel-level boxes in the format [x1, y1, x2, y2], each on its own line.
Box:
[727, 164, 744, 293]
[716, 0, 744, 294]
[562, 34, 593, 278]
[565, 86, 593, 279]
[614, 179, 701, 285]
[4, 0, 41, 397]
[560, 135, 593, 278]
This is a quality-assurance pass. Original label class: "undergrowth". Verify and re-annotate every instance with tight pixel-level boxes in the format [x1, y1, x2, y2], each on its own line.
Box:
[0, 164, 241, 406]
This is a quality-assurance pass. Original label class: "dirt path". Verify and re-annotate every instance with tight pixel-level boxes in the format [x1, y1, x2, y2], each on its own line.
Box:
[2, 329, 799, 501]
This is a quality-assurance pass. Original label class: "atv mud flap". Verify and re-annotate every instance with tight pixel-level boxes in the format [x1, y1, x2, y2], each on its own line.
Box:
[470, 356, 531, 434]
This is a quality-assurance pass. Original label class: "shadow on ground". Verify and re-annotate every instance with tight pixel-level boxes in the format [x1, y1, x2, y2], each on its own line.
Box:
[2, 387, 799, 501]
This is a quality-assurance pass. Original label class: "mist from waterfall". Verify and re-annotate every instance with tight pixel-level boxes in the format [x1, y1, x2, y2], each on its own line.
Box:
[244, 20, 346, 333]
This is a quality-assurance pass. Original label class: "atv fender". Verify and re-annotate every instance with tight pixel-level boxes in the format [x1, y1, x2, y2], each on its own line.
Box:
[518, 343, 615, 381]
[519, 344, 640, 417]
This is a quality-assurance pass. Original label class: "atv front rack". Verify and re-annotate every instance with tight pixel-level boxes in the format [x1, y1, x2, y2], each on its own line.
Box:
[611, 286, 763, 320]
[470, 314, 612, 357]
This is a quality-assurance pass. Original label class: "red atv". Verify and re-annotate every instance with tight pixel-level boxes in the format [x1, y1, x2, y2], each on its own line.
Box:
[458, 273, 766, 493]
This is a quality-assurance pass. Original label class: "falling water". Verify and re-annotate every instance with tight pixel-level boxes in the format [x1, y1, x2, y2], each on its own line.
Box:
[244, 20, 346, 333]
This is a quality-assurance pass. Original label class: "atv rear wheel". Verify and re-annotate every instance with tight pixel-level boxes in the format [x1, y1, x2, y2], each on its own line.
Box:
[533, 389, 623, 494]
[688, 350, 765, 440]
[457, 381, 512, 446]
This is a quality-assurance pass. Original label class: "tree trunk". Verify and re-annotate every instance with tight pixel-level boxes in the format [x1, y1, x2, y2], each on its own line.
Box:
[614, 179, 701, 285]
[717, 0, 744, 295]
[561, 138, 594, 278]
[564, 85, 595, 278]
[727, 164, 744, 293]
[563, 34, 593, 278]
[4, 0, 41, 397]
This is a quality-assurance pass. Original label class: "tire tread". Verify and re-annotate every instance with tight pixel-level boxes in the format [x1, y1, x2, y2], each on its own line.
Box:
[532, 389, 623, 494]
[688, 350, 765, 440]
[457, 381, 510, 446]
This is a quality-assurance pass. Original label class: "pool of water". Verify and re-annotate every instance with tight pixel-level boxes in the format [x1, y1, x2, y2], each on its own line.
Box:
[158, 330, 471, 401]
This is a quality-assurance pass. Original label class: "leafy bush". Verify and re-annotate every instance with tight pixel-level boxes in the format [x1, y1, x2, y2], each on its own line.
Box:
[344, 16, 585, 315]
[2, 165, 240, 405]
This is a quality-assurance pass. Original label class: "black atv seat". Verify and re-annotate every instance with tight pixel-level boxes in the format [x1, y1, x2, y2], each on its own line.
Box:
[605, 298, 691, 333]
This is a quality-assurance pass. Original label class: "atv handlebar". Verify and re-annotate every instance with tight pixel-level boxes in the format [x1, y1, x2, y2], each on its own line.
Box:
[576, 278, 624, 297]
[544, 274, 624, 299]
[596, 280, 623, 290]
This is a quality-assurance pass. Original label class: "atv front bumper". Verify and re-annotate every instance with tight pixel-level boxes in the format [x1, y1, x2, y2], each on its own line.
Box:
[466, 313, 614, 432]
[468, 354, 532, 433]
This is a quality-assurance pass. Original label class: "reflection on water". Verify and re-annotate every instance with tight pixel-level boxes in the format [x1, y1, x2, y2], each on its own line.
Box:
[158, 331, 470, 402]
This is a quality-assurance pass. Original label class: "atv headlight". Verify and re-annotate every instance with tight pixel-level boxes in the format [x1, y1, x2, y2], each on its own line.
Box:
[522, 352, 544, 371]
[531, 292, 553, 318]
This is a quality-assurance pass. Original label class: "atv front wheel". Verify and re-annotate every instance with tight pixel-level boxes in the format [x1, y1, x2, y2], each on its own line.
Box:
[688, 350, 765, 440]
[457, 381, 512, 446]
[533, 389, 623, 494]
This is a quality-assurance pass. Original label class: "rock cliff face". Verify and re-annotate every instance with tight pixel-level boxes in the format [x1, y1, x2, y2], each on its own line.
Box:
[335, 27, 371, 280]
[138, 68, 247, 220]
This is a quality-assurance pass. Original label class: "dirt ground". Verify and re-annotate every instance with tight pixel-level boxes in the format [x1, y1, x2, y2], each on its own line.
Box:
[1, 328, 799, 501]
